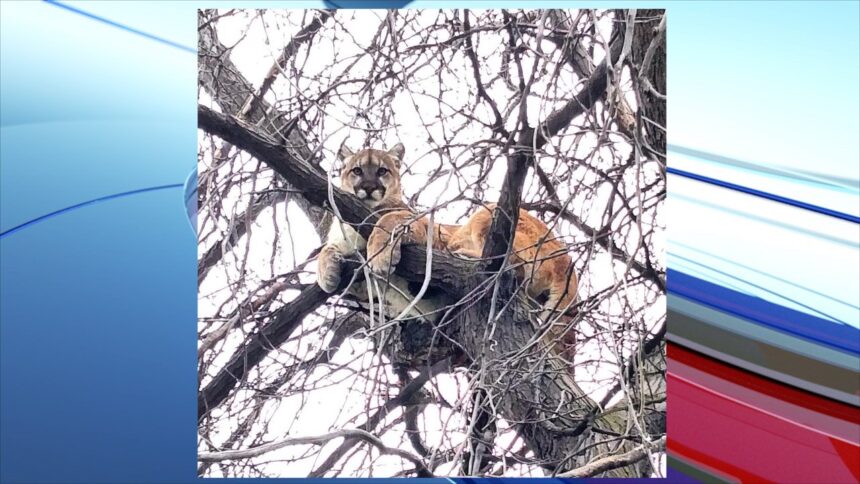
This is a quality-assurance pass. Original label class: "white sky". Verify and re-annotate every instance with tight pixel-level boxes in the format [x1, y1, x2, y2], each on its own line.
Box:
[198, 9, 665, 478]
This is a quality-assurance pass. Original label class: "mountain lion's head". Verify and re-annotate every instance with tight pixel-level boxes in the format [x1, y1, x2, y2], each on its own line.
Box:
[338, 143, 405, 207]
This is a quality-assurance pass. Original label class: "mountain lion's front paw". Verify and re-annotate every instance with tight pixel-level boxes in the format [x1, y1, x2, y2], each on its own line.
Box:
[368, 241, 401, 276]
[317, 246, 343, 293]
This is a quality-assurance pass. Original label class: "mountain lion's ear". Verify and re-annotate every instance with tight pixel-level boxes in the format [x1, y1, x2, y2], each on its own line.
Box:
[387, 142, 405, 168]
[338, 142, 355, 161]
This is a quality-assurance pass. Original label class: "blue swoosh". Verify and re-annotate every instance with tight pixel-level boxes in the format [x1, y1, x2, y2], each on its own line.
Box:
[670, 252, 847, 325]
[669, 269, 860, 354]
[43, 0, 196, 54]
[668, 167, 860, 223]
[0, 184, 184, 239]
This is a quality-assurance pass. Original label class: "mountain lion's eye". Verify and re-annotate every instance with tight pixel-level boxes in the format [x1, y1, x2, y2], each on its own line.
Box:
[377, 167, 388, 176]
[351, 167, 363, 176]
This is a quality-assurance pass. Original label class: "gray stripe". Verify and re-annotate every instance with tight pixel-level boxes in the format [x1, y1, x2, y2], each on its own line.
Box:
[669, 331, 860, 407]
[669, 303, 860, 405]
[670, 295, 859, 370]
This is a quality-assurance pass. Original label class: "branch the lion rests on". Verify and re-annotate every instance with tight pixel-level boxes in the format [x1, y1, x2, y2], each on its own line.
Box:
[317, 142, 579, 353]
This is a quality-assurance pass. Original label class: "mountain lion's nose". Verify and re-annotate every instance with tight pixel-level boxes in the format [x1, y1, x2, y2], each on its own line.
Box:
[358, 181, 384, 194]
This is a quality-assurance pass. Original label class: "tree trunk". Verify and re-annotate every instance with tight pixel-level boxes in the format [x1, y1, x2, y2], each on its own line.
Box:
[631, 9, 666, 157]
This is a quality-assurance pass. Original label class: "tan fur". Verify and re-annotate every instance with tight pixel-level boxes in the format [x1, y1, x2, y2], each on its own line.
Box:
[447, 204, 579, 354]
[337, 144, 405, 210]
[317, 143, 408, 293]
[318, 143, 579, 355]
[318, 142, 447, 324]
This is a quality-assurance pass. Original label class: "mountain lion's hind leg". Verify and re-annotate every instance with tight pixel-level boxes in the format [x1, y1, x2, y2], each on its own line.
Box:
[447, 205, 493, 259]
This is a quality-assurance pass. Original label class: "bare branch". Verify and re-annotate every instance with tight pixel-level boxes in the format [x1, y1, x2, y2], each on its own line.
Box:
[201, 428, 432, 477]
[198, 284, 329, 418]
[558, 436, 666, 478]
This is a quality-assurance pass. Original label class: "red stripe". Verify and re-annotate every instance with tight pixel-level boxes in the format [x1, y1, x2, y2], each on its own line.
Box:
[831, 438, 860, 482]
[668, 343, 860, 483]
[669, 343, 860, 423]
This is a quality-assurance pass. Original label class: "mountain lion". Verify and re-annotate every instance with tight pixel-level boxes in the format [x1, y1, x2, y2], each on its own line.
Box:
[317, 143, 579, 351]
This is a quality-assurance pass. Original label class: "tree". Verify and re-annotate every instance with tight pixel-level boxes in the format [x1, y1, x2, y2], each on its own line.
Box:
[196, 9, 666, 478]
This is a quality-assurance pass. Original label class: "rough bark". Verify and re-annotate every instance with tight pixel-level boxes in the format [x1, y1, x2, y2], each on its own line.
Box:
[630, 10, 666, 157]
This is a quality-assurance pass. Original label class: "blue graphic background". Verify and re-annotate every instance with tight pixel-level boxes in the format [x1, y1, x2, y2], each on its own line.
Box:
[1, 1, 857, 482]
